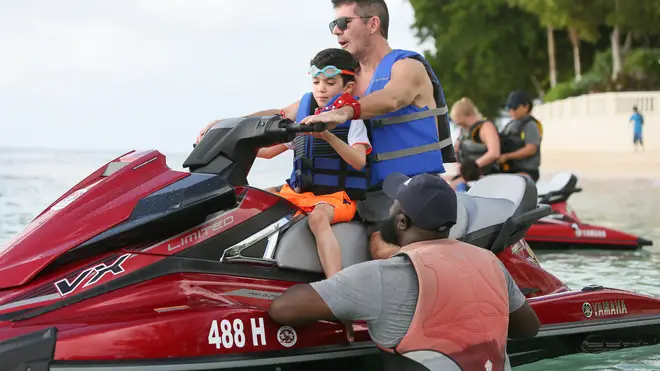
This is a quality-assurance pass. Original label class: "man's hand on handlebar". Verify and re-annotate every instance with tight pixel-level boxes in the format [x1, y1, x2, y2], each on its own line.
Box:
[299, 108, 353, 130]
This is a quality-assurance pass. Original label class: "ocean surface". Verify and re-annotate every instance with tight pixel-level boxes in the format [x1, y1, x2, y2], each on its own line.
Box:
[1, 147, 659, 370]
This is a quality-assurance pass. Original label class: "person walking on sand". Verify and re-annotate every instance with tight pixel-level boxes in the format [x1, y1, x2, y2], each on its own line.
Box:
[630, 106, 645, 152]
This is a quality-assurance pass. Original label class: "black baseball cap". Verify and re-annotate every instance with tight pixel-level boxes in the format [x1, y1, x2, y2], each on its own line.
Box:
[506, 90, 532, 109]
[382, 172, 457, 231]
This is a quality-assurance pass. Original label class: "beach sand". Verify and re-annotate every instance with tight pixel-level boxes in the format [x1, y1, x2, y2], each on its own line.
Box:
[444, 150, 660, 180]
[539, 150, 660, 180]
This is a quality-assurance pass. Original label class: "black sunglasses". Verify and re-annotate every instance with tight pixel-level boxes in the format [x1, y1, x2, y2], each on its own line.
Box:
[329, 16, 373, 33]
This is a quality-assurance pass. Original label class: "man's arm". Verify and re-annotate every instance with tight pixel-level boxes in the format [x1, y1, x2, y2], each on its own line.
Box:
[501, 121, 540, 161]
[347, 58, 427, 119]
[268, 284, 337, 326]
[269, 261, 383, 326]
[501, 263, 540, 338]
[509, 301, 540, 338]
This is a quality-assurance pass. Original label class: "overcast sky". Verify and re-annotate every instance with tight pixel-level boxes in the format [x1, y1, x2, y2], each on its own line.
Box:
[0, 0, 434, 155]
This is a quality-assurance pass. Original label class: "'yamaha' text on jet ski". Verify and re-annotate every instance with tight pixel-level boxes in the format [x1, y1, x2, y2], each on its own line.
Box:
[1, 115, 659, 370]
[526, 172, 653, 250]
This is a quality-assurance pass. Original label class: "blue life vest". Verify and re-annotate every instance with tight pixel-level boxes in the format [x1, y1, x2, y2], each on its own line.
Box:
[286, 93, 369, 200]
[364, 49, 454, 189]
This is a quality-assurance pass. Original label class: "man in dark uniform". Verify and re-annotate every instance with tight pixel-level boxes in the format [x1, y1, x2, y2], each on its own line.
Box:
[498, 91, 543, 182]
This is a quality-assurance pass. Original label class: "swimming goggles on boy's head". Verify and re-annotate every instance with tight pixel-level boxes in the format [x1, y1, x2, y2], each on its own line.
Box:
[309, 65, 356, 78]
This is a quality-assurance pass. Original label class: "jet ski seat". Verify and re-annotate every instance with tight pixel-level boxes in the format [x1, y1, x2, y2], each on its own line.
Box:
[459, 174, 538, 249]
[275, 220, 371, 274]
[535, 172, 579, 203]
[274, 174, 538, 274]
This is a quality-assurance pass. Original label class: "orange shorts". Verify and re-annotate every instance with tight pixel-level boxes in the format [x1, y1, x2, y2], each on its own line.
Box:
[277, 183, 357, 224]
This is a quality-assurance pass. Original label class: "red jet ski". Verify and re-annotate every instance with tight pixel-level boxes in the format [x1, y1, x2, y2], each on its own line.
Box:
[1, 116, 659, 370]
[525, 172, 653, 250]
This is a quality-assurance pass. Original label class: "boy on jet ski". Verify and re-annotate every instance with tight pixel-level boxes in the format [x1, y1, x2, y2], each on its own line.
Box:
[255, 48, 371, 280]
[197, 0, 455, 260]
[269, 172, 540, 371]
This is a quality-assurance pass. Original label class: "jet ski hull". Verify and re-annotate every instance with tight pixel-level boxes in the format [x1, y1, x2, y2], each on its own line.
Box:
[2, 272, 660, 370]
[1, 327, 383, 371]
[1, 123, 658, 370]
[526, 221, 652, 250]
[506, 285, 660, 365]
[531, 173, 653, 250]
[6, 328, 660, 371]
[509, 318, 660, 366]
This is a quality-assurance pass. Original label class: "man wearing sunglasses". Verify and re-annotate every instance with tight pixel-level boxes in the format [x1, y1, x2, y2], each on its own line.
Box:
[303, 0, 455, 260]
[497, 91, 543, 183]
[197, 0, 455, 259]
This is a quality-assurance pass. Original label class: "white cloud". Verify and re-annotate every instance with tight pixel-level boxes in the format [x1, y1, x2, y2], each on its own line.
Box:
[0, 0, 435, 153]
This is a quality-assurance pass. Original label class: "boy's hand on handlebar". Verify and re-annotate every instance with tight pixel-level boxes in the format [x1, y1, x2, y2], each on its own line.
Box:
[304, 131, 328, 140]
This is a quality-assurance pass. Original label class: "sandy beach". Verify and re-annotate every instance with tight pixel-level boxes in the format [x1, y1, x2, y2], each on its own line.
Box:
[539, 150, 660, 180]
[444, 150, 660, 180]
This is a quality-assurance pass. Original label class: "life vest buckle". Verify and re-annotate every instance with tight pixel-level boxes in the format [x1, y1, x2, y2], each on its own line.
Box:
[300, 174, 314, 192]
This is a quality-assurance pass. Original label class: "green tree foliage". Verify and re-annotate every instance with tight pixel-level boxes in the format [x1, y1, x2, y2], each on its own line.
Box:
[600, 0, 660, 37]
[408, 0, 660, 110]
[509, 0, 604, 80]
[408, 0, 551, 118]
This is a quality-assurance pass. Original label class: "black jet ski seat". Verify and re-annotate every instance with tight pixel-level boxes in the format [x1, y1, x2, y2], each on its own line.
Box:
[535, 172, 580, 204]
[273, 174, 538, 274]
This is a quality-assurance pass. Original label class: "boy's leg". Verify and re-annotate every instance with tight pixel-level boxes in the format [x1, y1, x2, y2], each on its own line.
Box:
[308, 202, 355, 342]
[308, 204, 342, 278]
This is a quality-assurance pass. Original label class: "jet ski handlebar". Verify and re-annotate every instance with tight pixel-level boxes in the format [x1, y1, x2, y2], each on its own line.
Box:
[264, 118, 328, 137]
[192, 117, 327, 148]
[184, 114, 331, 183]
[280, 121, 328, 133]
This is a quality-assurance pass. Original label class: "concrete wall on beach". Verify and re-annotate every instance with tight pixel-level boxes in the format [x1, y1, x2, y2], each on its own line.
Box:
[533, 91, 659, 153]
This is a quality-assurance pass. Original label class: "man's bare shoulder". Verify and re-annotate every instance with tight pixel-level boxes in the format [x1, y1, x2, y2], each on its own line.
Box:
[391, 57, 429, 80]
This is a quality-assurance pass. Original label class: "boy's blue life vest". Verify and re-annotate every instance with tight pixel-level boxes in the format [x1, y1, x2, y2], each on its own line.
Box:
[287, 92, 369, 200]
